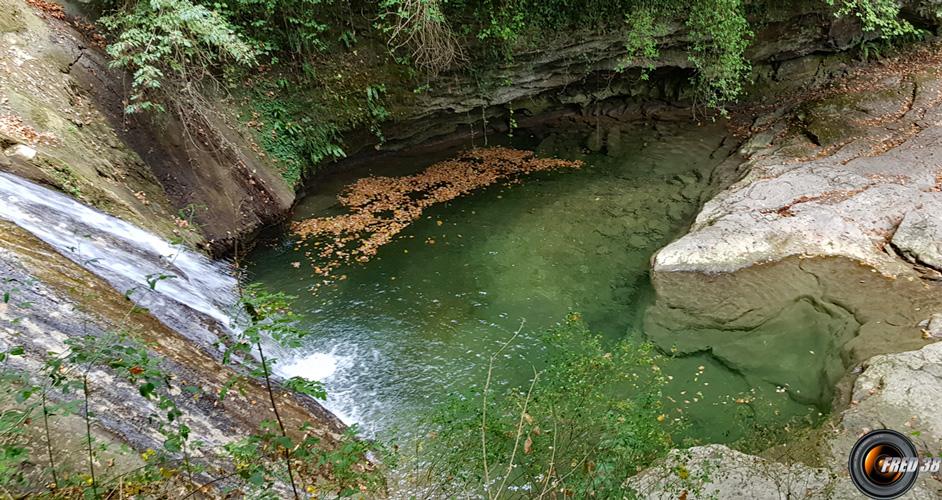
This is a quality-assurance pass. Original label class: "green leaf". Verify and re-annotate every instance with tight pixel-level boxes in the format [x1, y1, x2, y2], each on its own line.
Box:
[284, 376, 327, 400]
[139, 382, 156, 399]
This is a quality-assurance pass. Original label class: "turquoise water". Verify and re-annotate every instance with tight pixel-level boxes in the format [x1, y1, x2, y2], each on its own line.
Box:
[248, 120, 830, 444]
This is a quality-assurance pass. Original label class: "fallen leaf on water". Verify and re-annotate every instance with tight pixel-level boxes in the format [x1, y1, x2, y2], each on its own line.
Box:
[291, 147, 581, 284]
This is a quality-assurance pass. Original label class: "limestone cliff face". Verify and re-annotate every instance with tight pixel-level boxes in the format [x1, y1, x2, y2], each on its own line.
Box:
[367, 0, 942, 153]
[637, 41, 942, 500]
[653, 45, 942, 278]
[0, 0, 294, 256]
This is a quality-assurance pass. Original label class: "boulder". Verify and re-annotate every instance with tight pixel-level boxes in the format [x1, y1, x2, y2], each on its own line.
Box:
[654, 48, 942, 278]
[640, 41, 942, 500]
[925, 313, 942, 339]
[892, 205, 942, 272]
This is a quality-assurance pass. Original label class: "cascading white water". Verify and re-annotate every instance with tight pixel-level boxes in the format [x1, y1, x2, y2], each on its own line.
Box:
[0, 171, 345, 419]
[0, 171, 239, 347]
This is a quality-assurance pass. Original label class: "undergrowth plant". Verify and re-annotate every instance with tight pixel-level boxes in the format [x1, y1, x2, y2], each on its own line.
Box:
[393, 314, 675, 498]
[0, 301, 198, 497]
[101, 0, 256, 114]
[218, 283, 382, 498]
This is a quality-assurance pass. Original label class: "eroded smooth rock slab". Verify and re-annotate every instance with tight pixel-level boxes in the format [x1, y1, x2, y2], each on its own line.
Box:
[628, 445, 835, 499]
[654, 58, 942, 278]
[838, 342, 942, 449]
[629, 443, 941, 499]
[641, 45, 942, 500]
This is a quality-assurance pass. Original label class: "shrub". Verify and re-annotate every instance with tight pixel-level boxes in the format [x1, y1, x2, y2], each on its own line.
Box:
[395, 315, 674, 498]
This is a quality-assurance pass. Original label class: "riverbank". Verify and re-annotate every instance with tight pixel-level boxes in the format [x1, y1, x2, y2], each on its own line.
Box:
[0, 218, 348, 495]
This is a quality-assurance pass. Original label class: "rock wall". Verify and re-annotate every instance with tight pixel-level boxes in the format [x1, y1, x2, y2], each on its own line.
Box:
[0, 0, 294, 256]
[654, 46, 942, 278]
[362, 0, 942, 154]
[3, 0, 940, 255]
[647, 43, 942, 398]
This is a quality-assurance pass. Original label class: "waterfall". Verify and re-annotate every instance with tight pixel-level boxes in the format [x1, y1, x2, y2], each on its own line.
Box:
[0, 171, 239, 347]
[0, 171, 352, 427]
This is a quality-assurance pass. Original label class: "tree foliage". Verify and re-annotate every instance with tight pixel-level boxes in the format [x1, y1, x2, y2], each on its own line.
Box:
[210, 0, 334, 60]
[101, 0, 256, 113]
[830, 0, 919, 37]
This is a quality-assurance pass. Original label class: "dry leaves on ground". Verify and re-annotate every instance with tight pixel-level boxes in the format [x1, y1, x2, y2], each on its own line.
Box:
[0, 114, 57, 145]
[25, 0, 65, 19]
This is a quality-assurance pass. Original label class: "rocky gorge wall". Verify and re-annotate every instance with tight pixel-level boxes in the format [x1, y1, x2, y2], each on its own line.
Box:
[636, 41, 942, 499]
[360, 0, 942, 154]
[2, 0, 940, 252]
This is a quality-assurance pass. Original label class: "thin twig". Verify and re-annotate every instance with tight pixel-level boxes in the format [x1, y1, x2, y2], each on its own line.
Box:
[83, 373, 99, 499]
[180, 471, 242, 500]
[493, 366, 540, 499]
[256, 342, 301, 500]
[537, 405, 559, 499]
[482, 319, 525, 499]
[41, 390, 59, 488]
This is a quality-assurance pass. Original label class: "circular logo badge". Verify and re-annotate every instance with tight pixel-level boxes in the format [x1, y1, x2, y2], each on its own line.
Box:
[849, 429, 920, 499]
